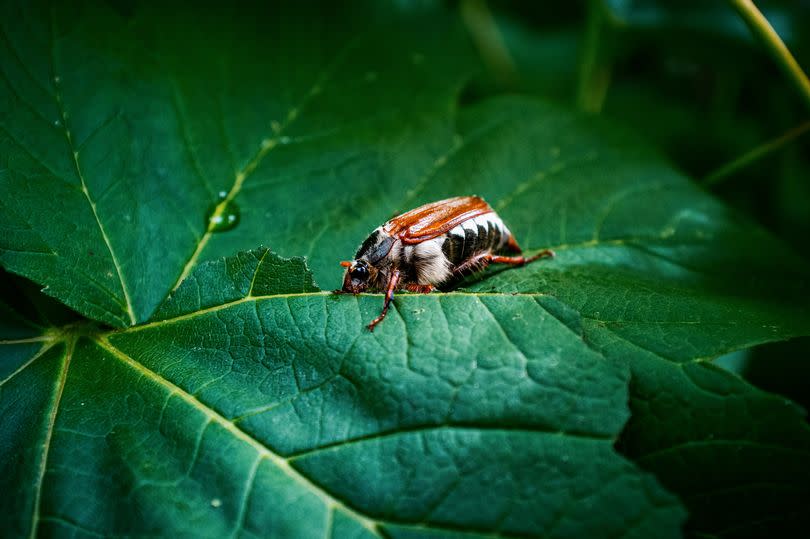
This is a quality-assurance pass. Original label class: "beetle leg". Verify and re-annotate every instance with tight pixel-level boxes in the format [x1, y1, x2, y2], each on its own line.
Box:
[405, 283, 435, 293]
[454, 249, 555, 275]
[453, 253, 493, 275]
[491, 249, 555, 265]
[367, 269, 401, 331]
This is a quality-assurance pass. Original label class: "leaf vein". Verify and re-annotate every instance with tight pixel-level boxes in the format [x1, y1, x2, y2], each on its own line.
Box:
[48, 13, 136, 325]
[230, 455, 262, 539]
[0, 340, 56, 388]
[286, 423, 611, 460]
[29, 338, 74, 539]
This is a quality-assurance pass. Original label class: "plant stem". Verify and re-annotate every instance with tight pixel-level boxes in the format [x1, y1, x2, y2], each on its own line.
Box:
[704, 120, 810, 186]
[576, 0, 612, 113]
[460, 0, 519, 88]
[729, 0, 810, 111]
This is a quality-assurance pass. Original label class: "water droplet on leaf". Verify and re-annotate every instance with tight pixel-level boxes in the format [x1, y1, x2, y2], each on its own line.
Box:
[207, 200, 240, 232]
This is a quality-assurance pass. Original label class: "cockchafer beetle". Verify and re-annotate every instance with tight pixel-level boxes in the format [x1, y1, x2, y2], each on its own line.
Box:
[337, 196, 554, 330]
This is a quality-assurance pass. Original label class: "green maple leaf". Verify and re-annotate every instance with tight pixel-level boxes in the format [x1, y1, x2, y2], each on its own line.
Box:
[2, 1, 809, 537]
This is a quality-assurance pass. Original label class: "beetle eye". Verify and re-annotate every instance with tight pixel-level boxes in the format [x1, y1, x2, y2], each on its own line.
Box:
[351, 265, 369, 280]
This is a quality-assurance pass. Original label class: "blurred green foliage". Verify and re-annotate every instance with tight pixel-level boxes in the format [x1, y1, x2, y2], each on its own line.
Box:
[468, 0, 810, 426]
[472, 0, 810, 258]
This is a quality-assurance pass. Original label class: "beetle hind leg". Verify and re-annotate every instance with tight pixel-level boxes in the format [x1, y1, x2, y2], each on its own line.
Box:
[491, 249, 555, 265]
[454, 249, 555, 275]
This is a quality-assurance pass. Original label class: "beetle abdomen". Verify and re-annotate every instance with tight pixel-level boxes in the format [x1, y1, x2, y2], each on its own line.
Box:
[404, 212, 513, 286]
[441, 213, 512, 267]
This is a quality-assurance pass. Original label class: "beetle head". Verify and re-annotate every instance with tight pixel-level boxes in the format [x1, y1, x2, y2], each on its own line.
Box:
[341, 259, 373, 293]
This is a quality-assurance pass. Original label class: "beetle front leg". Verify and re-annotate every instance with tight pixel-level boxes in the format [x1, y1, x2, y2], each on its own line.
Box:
[367, 269, 401, 331]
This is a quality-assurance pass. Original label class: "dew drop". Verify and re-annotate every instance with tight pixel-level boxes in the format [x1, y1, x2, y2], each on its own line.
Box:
[365, 71, 378, 82]
[53, 120, 61, 127]
[217, 190, 228, 200]
[210, 498, 222, 508]
[279, 136, 291, 144]
[207, 200, 240, 232]
[54, 75, 61, 84]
